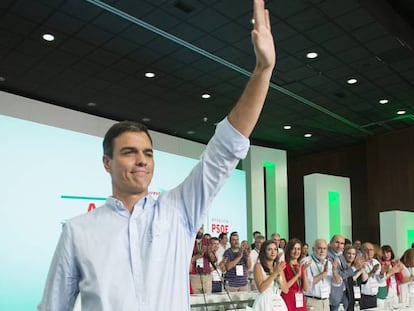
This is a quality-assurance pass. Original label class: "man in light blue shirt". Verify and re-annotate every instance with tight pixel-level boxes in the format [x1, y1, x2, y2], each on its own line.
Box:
[37, 1, 276, 310]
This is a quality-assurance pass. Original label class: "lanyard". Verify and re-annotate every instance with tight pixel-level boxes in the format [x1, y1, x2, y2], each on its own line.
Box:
[364, 260, 373, 274]
[290, 262, 302, 289]
[311, 255, 325, 282]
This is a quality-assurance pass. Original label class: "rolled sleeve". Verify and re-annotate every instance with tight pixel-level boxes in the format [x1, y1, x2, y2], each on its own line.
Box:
[215, 118, 250, 160]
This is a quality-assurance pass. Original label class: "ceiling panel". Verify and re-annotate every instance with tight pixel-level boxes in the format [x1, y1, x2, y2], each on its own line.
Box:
[0, 0, 413, 158]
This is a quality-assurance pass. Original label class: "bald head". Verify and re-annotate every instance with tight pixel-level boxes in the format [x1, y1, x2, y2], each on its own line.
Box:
[330, 234, 345, 254]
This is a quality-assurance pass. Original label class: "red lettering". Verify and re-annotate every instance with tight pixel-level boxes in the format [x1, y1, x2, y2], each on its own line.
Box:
[211, 223, 229, 234]
[87, 203, 96, 212]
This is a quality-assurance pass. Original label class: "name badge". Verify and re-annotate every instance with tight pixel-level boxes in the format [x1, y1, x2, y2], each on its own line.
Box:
[295, 292, 304, 308]
[320, 283, 330, 299]
[236, 264, 244, 276]
[196, 258, 204, 269]
[370, 280, 379, 294]
[353, 286, 361, 299]
[272, 295, 286, 310]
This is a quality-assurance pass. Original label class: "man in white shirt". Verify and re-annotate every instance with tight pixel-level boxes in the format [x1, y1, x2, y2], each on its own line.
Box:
[217, 232, 229, 259]
[271, 232, 285, 261]
[303, 239, 342, 311]
[37, 1, 276, 310]
[249, 234, 265, 290]
[359, 242, 386, 310]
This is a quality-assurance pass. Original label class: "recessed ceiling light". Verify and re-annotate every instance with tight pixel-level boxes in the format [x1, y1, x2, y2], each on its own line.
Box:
[142, 117, 151, 122]
[187, 130, 195, 135]
[145, 72, 155, 78]
[347, 78, 358, 85]
[201, 93, 211, 99]
[0, 76, 5, 82]
[283, 125, 292, 130]
[42, 33, 55, 41]
[304, 133, 312, 138]
[379, 99, 388, 104]
[306, 52, 318, 59]
[86, 102, 97, 107]
[397, 110, 406, 115]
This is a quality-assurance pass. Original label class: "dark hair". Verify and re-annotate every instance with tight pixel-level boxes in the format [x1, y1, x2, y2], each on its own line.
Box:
[218, 232, 227, 240]
[284, 238, 303, 262]
[230, 231, 238, 239]
[258, 240, 278, 274]
[210, 237, 219, 242]
[103, 121, 152, 158]
[381, 245, 395, 260]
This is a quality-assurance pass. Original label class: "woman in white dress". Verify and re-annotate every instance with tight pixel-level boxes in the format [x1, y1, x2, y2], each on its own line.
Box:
[399, 248, 414, 306]
[252, 240, 289, 311]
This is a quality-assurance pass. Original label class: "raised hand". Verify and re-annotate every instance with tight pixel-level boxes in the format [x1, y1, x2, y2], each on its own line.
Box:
[251, 0, 276, 71]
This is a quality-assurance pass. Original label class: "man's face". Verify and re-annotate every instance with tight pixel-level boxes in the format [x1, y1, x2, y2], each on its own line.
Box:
[331, 236, 345, 254]
[255, 237, 264, 250]
[272, 235, 281, 248]
[314, 240, 328, 260]
[220, 234, 228, 245]
[230, 234, 239, 249]
[211, 240, 219, 252]
[363, 243, 375, 260]
[103, 131, 154, 199]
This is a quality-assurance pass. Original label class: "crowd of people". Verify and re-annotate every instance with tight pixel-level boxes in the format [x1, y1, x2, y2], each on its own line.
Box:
[190, 229, 414, 311]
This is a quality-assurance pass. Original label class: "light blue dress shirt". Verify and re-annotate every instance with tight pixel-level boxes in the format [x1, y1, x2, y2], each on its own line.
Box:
[37, 118, 249, 311]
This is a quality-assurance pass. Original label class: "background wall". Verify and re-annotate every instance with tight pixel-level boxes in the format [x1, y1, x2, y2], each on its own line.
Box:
[288, 126, 414, 245]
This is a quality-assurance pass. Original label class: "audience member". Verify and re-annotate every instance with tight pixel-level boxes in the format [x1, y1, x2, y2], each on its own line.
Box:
[223, 232, 252, 292]
[353, 240, 362, 257]
[280, 238, 287, 250]
[378, 245, 404, 306]
[327, 234, 354, 311]
[301, 243, 309, 259]
[217, 232, 229, 259]
[399, 248, 414, 306]
[303, 238, 342, 311]
[282, 238, 310, 310]
[252, 240, 288, 311]
[251, 230, 262, 249]
[209, 237, 224, 293]
[190, 226, 213, 294]
[271, 233, 285, 261]
[342, 245, 368, 311]
[359, 242, 385, 309]
[249, 234, 265, 290]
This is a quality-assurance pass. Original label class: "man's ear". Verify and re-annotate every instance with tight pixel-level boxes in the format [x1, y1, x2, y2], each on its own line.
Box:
[103, 155, 111, 172]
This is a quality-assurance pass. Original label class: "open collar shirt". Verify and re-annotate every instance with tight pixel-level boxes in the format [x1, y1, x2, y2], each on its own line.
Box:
[37, 118, 249, 311]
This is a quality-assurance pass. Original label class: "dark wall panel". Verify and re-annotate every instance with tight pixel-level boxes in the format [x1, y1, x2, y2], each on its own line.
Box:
[287, 125, 414, 245]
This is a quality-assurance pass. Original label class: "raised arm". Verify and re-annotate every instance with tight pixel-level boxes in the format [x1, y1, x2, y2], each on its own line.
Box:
[227, 0, 276, 138]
